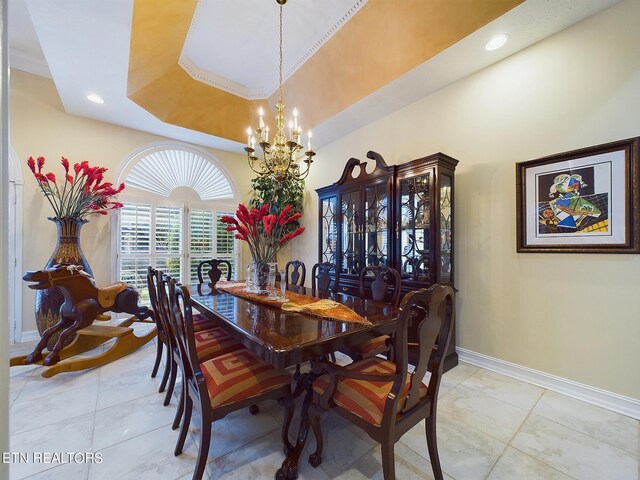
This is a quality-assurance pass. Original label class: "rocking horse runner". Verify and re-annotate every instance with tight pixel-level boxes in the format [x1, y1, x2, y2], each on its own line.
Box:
[21, 264, 152, 370]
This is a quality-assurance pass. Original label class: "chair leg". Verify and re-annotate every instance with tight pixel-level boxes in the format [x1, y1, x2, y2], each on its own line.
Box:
[193, 408, 212, 480]
[172, 382, 184, 430]
[278, 394, 295, 455]
[174, 395, 192, 456]
[151, 339, 163, 378]
[425, 415, 443, 480]
[158, 344, 172, 393]
[163, 359, 177, 406]
[381, 440, 396, 480]
[308, 403, 324, 467]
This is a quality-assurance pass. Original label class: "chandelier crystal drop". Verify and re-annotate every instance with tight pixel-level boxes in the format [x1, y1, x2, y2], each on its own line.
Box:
[245, 0, 316, 182]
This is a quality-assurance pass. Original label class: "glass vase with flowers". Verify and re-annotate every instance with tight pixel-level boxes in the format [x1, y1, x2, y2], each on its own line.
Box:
[26, 155, 125, 348]
[220, 203, 304, 295]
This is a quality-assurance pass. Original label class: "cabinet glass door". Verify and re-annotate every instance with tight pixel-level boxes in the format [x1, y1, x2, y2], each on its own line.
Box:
[320, 196, 337, 264]
[399, 174, 430, 281]
[364, 183, 389, 267]
[340, 190, 360, 275]
[440, 175, 452, 283]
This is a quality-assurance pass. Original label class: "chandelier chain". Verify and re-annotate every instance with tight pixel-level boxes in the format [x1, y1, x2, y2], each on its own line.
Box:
[279, 4, 283, 102]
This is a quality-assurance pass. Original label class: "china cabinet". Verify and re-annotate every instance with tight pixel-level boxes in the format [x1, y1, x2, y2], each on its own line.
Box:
[316, 151, 459, 369]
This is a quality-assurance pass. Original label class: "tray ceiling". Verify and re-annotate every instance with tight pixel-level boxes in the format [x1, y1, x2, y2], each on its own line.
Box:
[9, 0, 623, 152]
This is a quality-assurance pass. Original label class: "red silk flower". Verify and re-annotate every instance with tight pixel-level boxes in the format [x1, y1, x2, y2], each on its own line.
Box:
[219, 202, 304, 263]
[26, 156, 125, 219]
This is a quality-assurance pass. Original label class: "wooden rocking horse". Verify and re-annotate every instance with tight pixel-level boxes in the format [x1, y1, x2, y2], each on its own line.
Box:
[12, 264, 156, 377]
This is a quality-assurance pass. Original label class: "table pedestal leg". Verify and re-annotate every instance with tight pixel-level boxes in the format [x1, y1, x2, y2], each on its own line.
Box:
[275, 361, 324, 480]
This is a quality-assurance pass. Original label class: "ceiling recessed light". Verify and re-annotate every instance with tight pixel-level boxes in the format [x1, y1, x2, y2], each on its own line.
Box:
[485, 34, 509, 51]
[86, 93, 104, 104]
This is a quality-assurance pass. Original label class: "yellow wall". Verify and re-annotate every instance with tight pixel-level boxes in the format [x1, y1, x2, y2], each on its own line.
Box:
[10, 69, 252, 332]
[291, 0, 640, 399]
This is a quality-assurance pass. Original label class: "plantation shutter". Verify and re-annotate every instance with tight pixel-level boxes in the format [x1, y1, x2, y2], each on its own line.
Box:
[155, 205, 183, 279]
[119, 203, 152, 301]
[189, 209, 215, 283]
[215, 211, 237, 280]
[118, 202, 238, 298]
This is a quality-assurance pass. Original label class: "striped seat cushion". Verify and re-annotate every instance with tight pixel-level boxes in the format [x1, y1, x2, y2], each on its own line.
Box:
[200, 350, 292, 409]
[348, 335, 390, 356]
[192, 313, 218, 333]
[195, 327, 244, 363]
[312, 357, 426, 426]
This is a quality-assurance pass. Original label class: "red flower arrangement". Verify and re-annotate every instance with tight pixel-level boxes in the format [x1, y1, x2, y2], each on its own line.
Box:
[220, 203, 304, 263]
[27, 156, 125, 219]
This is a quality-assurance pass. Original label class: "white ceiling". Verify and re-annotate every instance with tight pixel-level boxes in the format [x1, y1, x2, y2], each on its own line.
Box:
[8, 0, 621, 154]
[180, 0, 367, 99]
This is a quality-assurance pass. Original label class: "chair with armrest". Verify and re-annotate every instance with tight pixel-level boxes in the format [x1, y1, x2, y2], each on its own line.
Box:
[167, 278, 295, 480]
[285, 260, 306, 287]
[343, 266, 401, 360]
[308, 284, 455, 480]
[197, 259, 232, 285]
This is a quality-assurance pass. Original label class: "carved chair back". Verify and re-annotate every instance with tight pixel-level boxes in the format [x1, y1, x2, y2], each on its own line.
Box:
[285, 260, 306, 287]
[311, 262, 340, 294]
[197, 259, 232, 285]
[358, 265, 401, 307]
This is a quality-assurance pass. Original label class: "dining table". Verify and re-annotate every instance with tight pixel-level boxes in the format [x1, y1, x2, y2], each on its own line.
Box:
[186, 282, 400, 480]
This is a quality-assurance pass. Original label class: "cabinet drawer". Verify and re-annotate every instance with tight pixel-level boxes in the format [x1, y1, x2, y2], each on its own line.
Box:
[337, 283, 359, 297]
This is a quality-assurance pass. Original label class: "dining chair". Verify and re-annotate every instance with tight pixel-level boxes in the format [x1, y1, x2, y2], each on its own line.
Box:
[311, 262, 340, 294]
[197, 259, 232, 285]
[285, 260, 306, 287]
[153, 270, 245, 421]
[343, 265, 401, 360]
[310, 262, 340, 362]
[167, 278, 295, 480]
[146, 266, 171, 391]
[308, 284, 455, 480]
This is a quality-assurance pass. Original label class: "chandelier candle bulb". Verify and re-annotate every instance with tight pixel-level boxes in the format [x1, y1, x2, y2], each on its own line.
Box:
[246, 127, 252, 147]
[308, 130, 312, 151]
[265, 125, 269, 143]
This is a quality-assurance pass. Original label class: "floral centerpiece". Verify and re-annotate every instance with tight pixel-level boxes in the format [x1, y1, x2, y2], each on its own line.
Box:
[27, 156, 125, 218]
[220, 203, 304, 290]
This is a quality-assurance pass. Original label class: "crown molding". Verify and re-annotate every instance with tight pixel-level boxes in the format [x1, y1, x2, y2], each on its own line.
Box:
[9, 49, 51, 78]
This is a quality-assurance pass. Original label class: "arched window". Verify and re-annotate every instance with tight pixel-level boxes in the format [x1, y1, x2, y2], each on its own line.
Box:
[115, 144, 239, 297]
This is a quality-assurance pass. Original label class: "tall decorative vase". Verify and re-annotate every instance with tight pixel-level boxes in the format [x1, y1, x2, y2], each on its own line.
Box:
[35, 217, 93, 350]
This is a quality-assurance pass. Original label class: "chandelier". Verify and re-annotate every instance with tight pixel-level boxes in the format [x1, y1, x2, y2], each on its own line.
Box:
[245, 0, 316, 182]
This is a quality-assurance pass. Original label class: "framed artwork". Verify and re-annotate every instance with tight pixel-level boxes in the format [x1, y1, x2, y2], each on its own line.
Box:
[516, 137, 640, 253]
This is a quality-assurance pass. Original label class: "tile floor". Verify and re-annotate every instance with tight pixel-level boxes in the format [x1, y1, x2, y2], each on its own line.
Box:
[8, 334, 639, 480]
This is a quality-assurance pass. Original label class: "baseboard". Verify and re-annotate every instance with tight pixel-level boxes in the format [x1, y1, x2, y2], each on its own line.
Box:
[18, 330, 40, 343]
[457, 347, 640, 420]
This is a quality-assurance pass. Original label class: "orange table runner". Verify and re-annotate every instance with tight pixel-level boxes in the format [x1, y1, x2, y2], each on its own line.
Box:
[215, 281, 370, 325]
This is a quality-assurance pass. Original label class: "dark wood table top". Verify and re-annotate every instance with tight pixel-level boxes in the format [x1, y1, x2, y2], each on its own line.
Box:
[187, 283, 399, 369]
